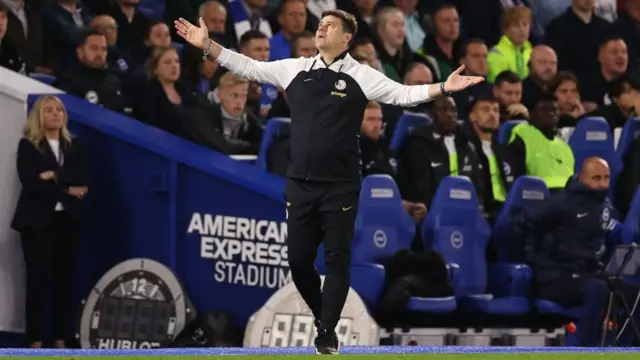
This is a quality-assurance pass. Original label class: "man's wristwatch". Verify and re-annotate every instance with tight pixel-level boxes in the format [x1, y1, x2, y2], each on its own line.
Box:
[440, 82, 451, 96]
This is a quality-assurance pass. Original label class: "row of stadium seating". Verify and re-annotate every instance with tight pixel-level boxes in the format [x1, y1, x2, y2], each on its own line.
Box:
[258, 115, 640, 192]
[313, 173, 638, 324]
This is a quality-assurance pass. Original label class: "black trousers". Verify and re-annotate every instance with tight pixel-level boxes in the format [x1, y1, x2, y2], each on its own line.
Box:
[285, 178, 360, 332]
[21, 211, 81, 343]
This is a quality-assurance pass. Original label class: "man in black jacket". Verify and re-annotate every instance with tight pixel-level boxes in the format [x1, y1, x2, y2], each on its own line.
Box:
[524, 157, 622, 346]
[175, 10, 483, 354]
[53, 30, 131, 116]
[465, 93, 513, 221]
[397, 96, 485, 210]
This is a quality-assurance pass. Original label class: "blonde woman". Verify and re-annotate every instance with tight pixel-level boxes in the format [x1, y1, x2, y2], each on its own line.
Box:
[11, 95, 89, 349]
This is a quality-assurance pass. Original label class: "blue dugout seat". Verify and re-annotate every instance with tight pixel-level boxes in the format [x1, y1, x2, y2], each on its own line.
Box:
[493, 176, 548, 263]
[569, 117, 617, 173]
[422, 176, 530, 315]
[256, 117, 290, 170]
[616, 117, 640, 162]
[498, 119, 525, 144]
[30, 73, 56, 85]
[138, 0, 165, 20]
[315, 175, 457, 313]
[389, 113, 431, 152]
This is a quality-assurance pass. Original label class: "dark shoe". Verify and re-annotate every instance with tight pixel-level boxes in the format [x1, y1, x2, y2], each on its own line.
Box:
[314, 329, 339, 354]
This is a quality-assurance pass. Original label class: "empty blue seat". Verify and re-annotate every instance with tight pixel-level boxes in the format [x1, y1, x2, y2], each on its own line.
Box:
[389, 113, 431, 152]
[138, 0, 165, 20]
[30, 73, 56, 85]
[256, 117, 290, 170]
[422, 176, 530, 315]
[493, 176, 548, 263]
[498, 119, 525, 144]
[569, 117, 617, 173]
[616, 117, 640, 161]
[316, 175, 415, 310]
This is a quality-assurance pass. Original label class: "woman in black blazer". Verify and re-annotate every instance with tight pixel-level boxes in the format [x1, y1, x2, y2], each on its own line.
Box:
[11, 95, 89, 348]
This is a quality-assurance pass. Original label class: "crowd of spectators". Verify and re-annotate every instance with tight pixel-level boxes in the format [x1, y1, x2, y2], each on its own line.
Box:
[4, 0, 640, 348]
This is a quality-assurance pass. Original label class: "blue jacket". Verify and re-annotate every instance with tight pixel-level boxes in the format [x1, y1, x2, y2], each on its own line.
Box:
[525, 177, 621, 284]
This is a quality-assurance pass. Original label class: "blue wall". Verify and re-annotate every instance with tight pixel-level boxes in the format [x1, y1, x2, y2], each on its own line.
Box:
[19, 95, 287, 341]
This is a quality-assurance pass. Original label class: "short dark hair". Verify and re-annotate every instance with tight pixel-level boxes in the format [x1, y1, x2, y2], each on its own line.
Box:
[321, 10, 358, 37]
[77, 30, 106, 48]
[469, 92, 499, 111]
[146, 20, 167, 40]
[609, 73, 640, 98]
[239, 30, 269, 48]
[549, 71, 580, 94]
[532, 91, 557, 109]
[459, 38, 486, 59]
[599, 34, 626, 50]
[289, 31, 314, 57]
[494, 70, 521, 87]
[278, 0, 306, 15]
[0, 2, 8, 14]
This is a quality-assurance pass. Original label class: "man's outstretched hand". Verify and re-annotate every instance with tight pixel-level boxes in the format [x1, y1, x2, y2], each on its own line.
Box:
[444, 65, 485, 93]
[174, 17, 209, 49]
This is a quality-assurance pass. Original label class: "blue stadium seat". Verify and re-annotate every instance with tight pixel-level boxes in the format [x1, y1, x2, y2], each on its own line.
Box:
[422, 176, 530, 314]
[30, 73, 56, 85]
[389, 113, 431, 152]
[138, 0, 165, 20]
[569, 117, 616, 173]
[256, 117, 290, 170]
[315, 175, 456, 313]
[616, 117, 640, 161]
[172, 42, 185, 57]
[498, 119, 525, 144]
[493, 176, 548, 263]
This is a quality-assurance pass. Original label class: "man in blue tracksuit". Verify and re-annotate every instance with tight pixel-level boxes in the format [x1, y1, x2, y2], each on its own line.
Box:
[524, 157, 622, 346]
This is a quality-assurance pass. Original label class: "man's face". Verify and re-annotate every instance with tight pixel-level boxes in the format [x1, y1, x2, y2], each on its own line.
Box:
[431, 97, 458, 134]
[146, 23, 172, 47]
[294, 36, 316, 57]
[599, 39, 628, 76]
[78, 35, 108, 69]
[461, 43, 489, 76]
[530, 100, 559, 131]
[470, 100, 500, 132]
[90, 15, 119, 46]
[530, 48, 558, 82]
[555, 80, 580, 113]
[201, 3, 226, 33]
[242, 38, 270, 61]
[380, 11, 406, 48]
[493, 81, 522, 106]
[360, 107, 383, 141]
[316, 15, 350, 51]
[279, 0, 307, 34]
[404, 64, 432, 85]
[433, 7, 459, 41]
[220, 83, 249, 117]
[580, 160, 610, 190]
[351, 42, 379, 67]
[0, 11, 7, 39]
